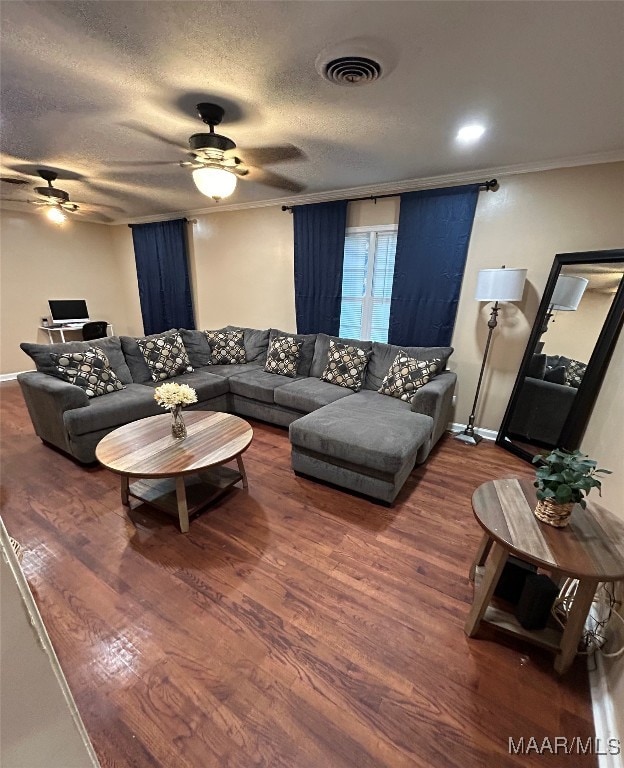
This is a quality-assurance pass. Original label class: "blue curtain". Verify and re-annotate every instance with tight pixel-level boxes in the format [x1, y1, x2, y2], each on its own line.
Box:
[294, 200, 348, 335]
[388, 184, 480, 347]
[130, 218, 195, 335]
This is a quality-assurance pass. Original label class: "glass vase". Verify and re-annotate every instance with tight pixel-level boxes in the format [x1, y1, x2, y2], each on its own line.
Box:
[171, 405, 187, 440]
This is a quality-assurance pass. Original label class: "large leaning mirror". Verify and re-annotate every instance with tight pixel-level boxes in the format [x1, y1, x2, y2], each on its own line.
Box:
[497, 249, 624, 461]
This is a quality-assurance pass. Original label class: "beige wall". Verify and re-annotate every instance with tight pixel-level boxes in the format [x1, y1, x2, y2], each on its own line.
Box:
[542, 289, 615, 363]
[0, 209, 138, 374]
[581, 331, 624, 739]
[108, 224, 144, 336]
[190, 206, 296, 332]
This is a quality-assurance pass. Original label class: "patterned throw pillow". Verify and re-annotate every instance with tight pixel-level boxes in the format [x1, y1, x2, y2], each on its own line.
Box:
[264, 335, 303, 377]
[205, 329, 246, 365]
[320, 340, 370, 391]
[378, 352, 442, 402]
[565, 359, 587, 388]
[136, 332, 193, 381]
[50, 347, 125, 398]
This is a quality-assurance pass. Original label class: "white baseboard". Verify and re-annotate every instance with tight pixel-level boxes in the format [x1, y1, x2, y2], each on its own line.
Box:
[0, 370, 30, 382]
[447, 422, 498, 441]
[589, 653, 621, 768]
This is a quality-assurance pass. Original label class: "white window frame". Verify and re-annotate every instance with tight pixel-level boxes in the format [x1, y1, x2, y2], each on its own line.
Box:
[342, 224, 397, 341]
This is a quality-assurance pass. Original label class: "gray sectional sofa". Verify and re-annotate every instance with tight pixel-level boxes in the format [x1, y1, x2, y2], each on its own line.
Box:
[18, 326, 457, 503]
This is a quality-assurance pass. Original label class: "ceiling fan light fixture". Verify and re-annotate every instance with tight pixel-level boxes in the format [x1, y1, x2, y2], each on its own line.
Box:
[192, 166, 237, 200]
[46, 206, 67, 224]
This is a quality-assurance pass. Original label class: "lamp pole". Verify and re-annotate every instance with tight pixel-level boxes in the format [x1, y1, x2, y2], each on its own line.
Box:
[455, 301, 500, 445]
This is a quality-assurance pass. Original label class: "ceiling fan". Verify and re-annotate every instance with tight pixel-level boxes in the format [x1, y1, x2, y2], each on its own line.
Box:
[180, 102, 304, 201]
[122, 102, 306, 200]
[1, 170, 116, 223]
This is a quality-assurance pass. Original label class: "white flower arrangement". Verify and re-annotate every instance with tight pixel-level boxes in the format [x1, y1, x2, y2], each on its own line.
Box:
[153, 382, 198, 410]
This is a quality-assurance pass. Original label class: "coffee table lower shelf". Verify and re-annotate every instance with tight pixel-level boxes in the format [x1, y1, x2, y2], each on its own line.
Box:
[123, 466, 243, 533]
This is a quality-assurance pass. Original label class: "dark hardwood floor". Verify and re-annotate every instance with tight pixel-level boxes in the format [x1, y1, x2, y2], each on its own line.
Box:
[0, 381, 595, 768]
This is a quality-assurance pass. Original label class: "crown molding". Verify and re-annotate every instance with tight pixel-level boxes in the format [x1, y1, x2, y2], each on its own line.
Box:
[15, 150, 624, 227]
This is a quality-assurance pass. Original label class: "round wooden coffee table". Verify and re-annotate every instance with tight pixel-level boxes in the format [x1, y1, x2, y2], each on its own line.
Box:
[96, 411, 253, 533]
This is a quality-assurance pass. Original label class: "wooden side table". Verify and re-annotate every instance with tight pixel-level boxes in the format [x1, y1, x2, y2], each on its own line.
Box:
[465, 478, 624, 674]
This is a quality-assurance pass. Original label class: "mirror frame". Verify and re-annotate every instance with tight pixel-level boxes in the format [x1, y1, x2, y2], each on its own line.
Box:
[497, 248, 624, 462]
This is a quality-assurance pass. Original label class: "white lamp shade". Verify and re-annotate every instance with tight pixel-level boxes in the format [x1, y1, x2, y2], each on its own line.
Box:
[474, 268, 527, 302]
[192, 167, 237, 199]
[551, 275, 588, 311]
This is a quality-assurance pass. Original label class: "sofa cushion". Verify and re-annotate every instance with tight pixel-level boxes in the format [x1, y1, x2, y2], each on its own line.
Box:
[378, 353, 442, 402]
[228, 369, 305, 404]
[21, 336, 133, 384]
[528, 353, 547, 380]
[136, 332, 194, 381]
[322, 389, 414, 417]
[51, 347, 125, 398]
[225, 326, 270, 362]
[269, 329, 317, 376]
[565, 359, 587, 388]
[364, 341, 453, 391]
[179, 329, 213, 368]
[310, 333, 372, 378]
[120, 330, 179, 383]
[320, 340, 371, 392]
[205, 362, 263, 379]
[205, 329, 246, 364]
[264, 335, 302, 378]
[63, 384, 163, 437]
[544, 366, 567, 385]
[274, 377, 354, 413]
[289, 399, 433, 475]
[139, 370, 229, 402]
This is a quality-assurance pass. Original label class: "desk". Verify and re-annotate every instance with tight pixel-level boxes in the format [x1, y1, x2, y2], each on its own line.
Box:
[464, 478, 624, 674]
[39, 323, 113, 343]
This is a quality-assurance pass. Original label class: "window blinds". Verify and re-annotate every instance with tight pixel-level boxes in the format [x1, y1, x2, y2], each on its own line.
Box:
[339, 230, 397, 342]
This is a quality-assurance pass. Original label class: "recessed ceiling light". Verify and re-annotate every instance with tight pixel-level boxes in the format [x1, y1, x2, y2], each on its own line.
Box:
[456, 124, 486, 143]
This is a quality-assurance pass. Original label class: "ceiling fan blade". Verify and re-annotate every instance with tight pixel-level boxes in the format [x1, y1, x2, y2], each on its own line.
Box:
[120, 121, 188, 152]
[1, 197, 30, 203]
[249, 169, 306, 193]
[231, 165, 249, 177]
[0, 177, 29, 185]
[237, 144, 305, 165]
[105, 160, 181, 168]
[28, 199, 52, 206]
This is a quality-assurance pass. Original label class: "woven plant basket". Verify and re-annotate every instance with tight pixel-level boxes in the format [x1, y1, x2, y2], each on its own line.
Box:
[534, 499, 575, 528]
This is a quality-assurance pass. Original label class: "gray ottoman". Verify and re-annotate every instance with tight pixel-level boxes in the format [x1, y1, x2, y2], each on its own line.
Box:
[289, 393, 434, 503]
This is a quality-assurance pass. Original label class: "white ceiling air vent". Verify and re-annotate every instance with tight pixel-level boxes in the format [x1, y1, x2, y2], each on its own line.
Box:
[322, 56, 382, 86]
[315, 38, 394, 87]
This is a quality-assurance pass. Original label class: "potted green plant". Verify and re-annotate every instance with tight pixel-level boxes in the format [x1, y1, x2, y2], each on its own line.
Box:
[532, 448, 611, 527]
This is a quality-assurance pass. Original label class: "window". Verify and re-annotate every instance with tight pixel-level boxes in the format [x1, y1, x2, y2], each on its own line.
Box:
[339, 226, 397, 342]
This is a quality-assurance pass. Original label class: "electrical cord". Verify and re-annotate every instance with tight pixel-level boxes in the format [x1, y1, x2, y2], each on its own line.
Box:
[551, 579, 624, 658]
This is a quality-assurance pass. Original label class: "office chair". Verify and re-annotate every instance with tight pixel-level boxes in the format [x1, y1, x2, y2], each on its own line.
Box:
[81, 321, 109, 341]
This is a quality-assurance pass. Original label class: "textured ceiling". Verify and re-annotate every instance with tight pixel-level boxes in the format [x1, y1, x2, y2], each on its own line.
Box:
[1, 1, 623, 224]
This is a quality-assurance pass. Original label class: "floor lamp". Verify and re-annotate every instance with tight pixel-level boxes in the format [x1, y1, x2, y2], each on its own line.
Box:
[455, 266, 527, 445]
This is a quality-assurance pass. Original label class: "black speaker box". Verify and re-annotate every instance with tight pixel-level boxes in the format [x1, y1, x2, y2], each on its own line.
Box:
[493, 556, 537, 604]
[515, 574, 559, 630]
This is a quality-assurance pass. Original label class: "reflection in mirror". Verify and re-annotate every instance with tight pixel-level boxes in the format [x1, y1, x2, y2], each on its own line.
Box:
[499, 251, 624, 460]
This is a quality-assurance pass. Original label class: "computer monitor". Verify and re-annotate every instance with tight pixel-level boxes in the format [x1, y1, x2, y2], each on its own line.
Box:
[48, 299, 89, 325]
